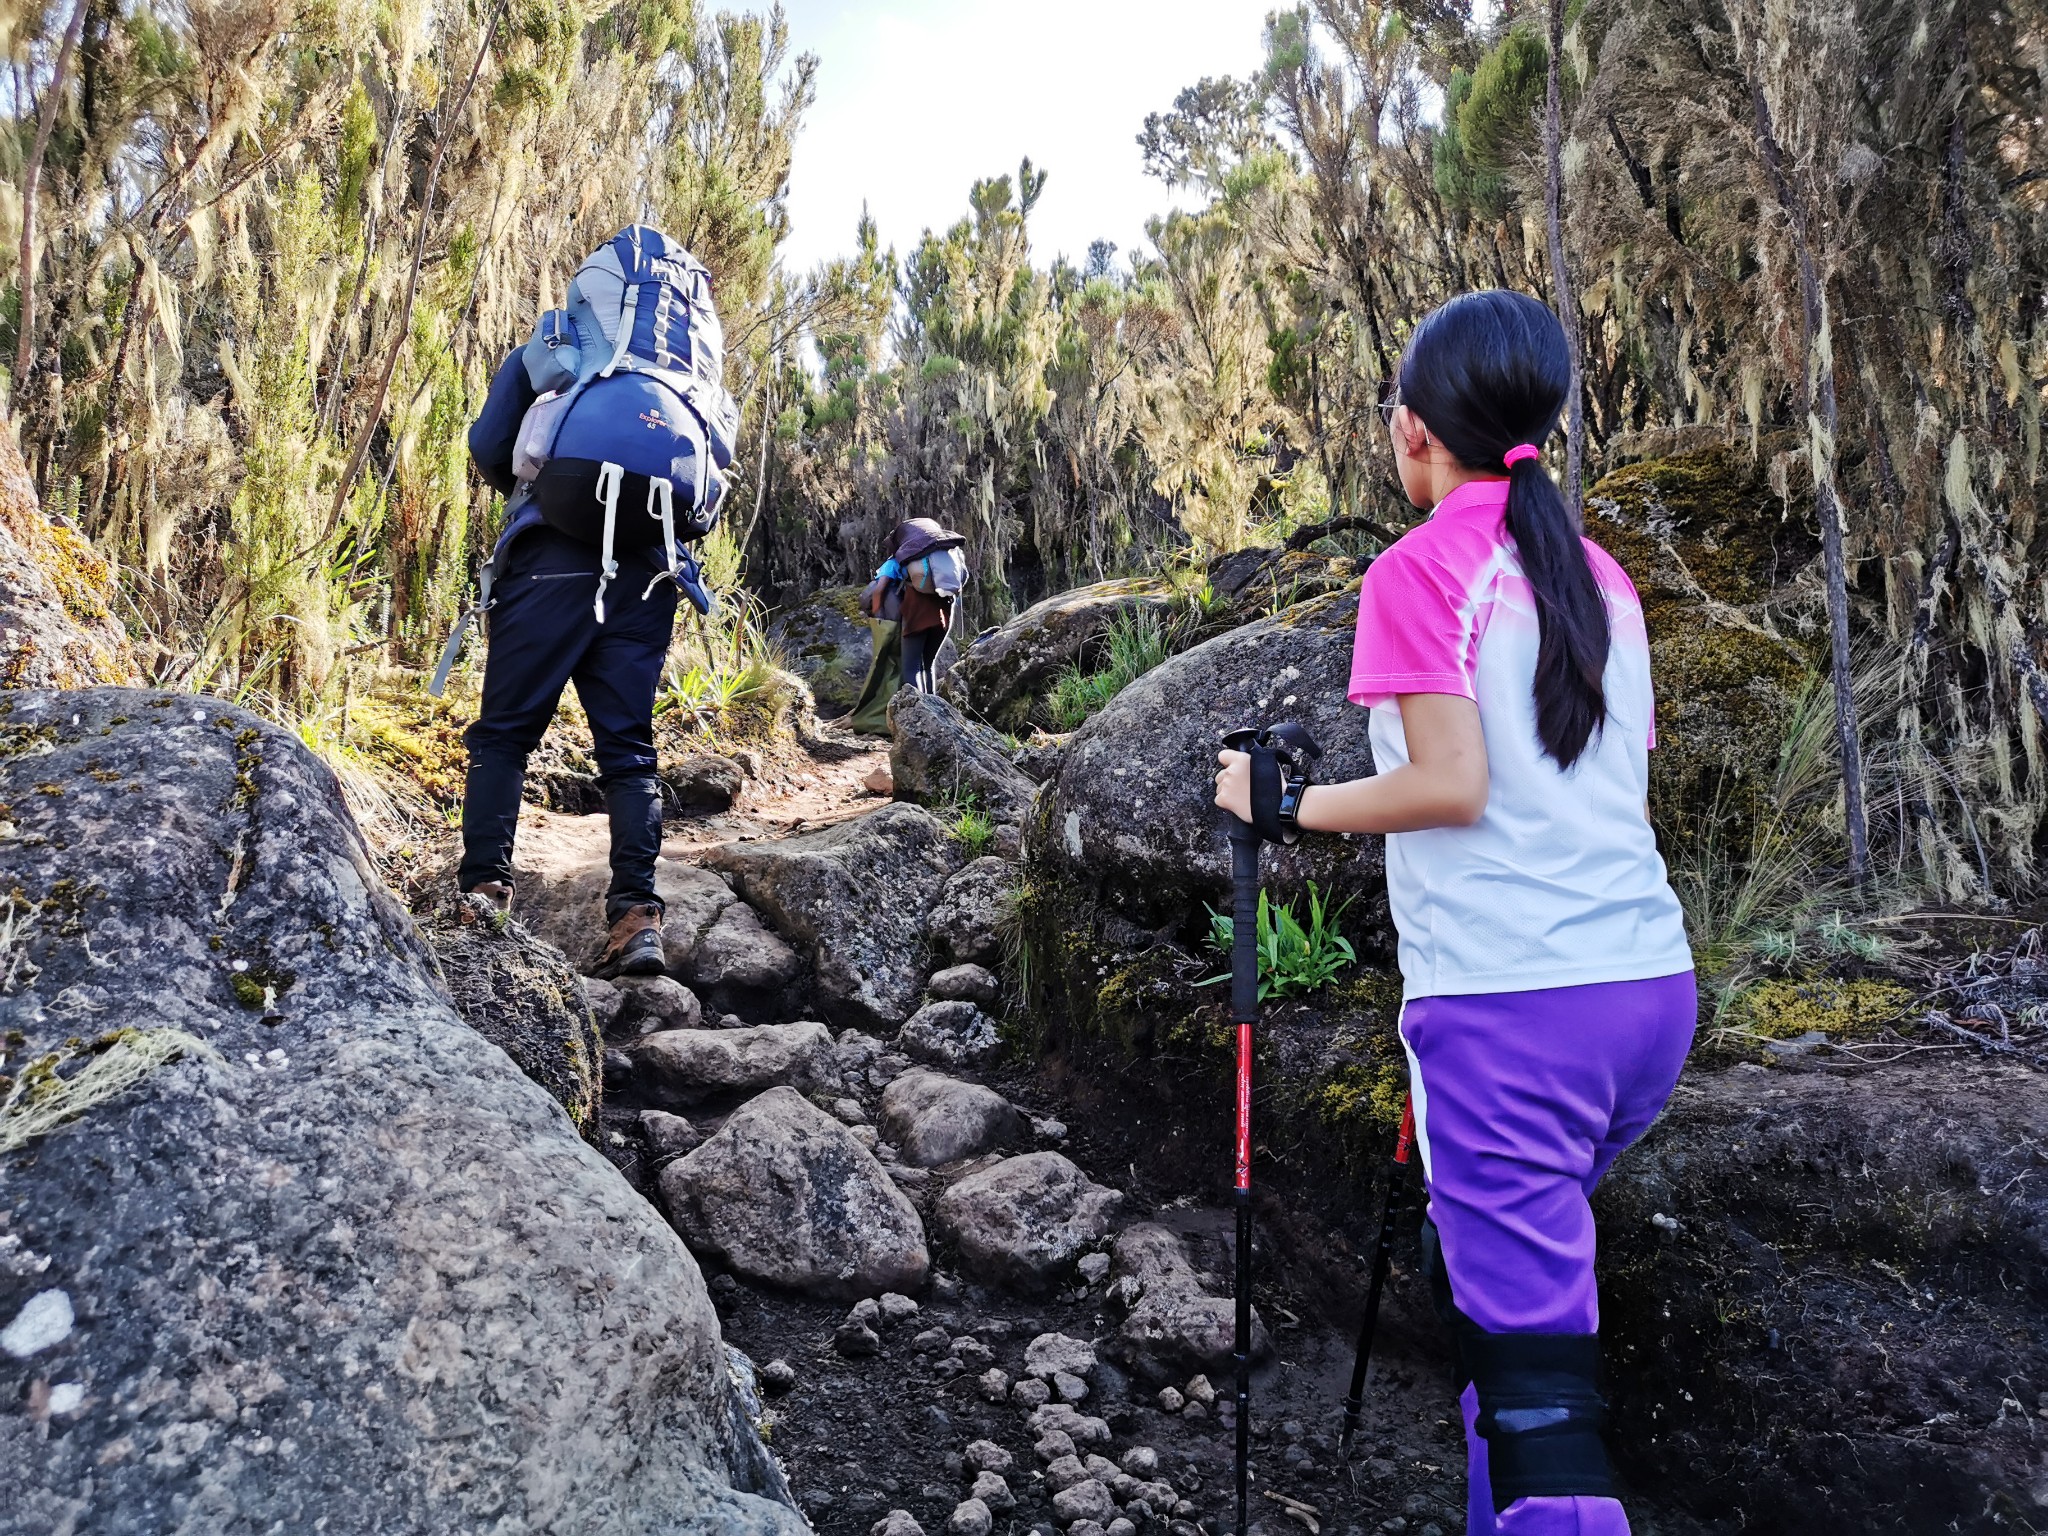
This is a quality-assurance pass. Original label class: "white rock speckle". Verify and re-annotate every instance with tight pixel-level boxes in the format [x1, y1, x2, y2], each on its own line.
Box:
[47, 1382, 85, 1414]
[2, 1288, 75, 1358]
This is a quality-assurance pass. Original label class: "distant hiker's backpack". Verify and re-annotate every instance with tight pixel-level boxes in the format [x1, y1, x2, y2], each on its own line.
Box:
[906, 546, 967, 599]
[510, 225, 740, 620]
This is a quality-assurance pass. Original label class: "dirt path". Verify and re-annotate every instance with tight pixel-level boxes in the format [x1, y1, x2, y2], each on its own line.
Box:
[662, 723, 892, 860]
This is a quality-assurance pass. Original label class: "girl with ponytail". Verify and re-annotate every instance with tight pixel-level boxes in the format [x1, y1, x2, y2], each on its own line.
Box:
[1218, 291, 1695, 1536]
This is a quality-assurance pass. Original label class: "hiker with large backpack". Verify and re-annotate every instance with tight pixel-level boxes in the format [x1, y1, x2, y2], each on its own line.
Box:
[1216, 291, 1695, 1536]
[846, 517, 968, 732]
[883, 518, 968, 693]
[443, 225, 738, 978]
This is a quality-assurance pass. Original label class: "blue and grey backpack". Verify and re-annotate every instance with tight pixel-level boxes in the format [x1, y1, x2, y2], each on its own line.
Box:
[428, 227, 741, 697]
[511, 225, 739, 621]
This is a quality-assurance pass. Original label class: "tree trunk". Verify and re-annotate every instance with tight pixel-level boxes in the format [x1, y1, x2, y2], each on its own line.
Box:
[1750, 78, 1871, 884]
[1543, 0, 1585, 513]
[10, 0, 91, 420]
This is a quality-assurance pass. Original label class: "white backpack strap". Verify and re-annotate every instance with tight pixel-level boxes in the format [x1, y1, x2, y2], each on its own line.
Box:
[594, 462, 624, 622]
[641, 477, 680, 600]
[600, 283, 640, 378]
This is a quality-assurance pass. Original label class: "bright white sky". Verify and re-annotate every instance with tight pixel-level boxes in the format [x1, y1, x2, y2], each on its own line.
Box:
[774, 0, 1274, 276]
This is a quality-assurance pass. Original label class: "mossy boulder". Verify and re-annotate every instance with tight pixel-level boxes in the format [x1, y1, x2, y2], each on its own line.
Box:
[1203, 543, 1363, 618]
[940, 576, 1179, 732]
[768, 585, 956, 718]
[0, 687, 802, 1534]
[0, 433, 138, 690]
[1586, 448, 1818, 825]
[887, 686, 1038, 825]
[1023, 589, 1387, 935]
[418, 893, 605, 1141]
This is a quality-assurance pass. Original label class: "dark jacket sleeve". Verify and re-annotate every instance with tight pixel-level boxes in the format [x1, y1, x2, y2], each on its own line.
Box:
[468, 348, 536, 496]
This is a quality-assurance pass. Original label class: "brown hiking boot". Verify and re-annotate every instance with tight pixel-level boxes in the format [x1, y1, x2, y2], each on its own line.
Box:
[594, 903, 666, 979]
[459, 881, 513, 924]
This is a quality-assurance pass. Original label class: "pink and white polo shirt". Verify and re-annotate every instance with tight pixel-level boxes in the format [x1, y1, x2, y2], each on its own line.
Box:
[1349, 478, 1693, 998]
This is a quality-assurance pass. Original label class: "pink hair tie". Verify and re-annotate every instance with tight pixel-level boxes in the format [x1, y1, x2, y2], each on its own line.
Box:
[1503, 443, 1542, 468]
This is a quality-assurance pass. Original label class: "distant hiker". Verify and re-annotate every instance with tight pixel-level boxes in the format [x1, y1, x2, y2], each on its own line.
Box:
[887, 518, 969, 692]
[443, 225, 738, 979]
[847, 517, 968, 733]
[1216, 290, 1694, 1536]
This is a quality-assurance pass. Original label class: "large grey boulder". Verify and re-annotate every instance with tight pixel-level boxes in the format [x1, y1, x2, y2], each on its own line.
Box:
[768, 585, 957, 717]
[419, 894, 604, 1139]
[0, 689, 801, 1536]
[939, 577, 1176, 732]
[1025, 590, 1386, 929]
[1109, 1223, 1269, 1383]
[878, 1070, 1025, 1167]
[630, 1022, 835, 1109]
[703, 803, 965, 1029]
[887, 688, 1038, 824]
[934, 1153, 1124, 1292]
[660, 1087, 929, 1298]
[1597, 1055, 2048, 1533]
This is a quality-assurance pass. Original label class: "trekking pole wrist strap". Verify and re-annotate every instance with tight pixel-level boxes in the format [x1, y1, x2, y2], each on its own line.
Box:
[1247, 744, 1309, 845]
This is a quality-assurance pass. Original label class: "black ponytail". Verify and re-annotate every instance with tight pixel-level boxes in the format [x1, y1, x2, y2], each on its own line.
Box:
[1398, 290, 1609, 769]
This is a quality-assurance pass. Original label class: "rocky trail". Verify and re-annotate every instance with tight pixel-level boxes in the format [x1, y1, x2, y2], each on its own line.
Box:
[500, 719, 1720, 1536]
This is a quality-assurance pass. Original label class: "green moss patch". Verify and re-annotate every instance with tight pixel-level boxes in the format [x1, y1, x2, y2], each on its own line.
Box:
[1726, 977, 1914, 1042]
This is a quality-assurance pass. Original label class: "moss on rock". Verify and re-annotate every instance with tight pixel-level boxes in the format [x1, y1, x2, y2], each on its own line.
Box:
[1586, 448, 1819, 836]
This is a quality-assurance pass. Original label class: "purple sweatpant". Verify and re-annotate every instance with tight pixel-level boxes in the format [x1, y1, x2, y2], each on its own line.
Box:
[1399, 971, 1697, 1536]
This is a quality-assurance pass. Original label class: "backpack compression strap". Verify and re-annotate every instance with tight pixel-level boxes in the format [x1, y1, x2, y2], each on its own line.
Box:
[593, 462, 625, 622]
[639, 478, 679, 601]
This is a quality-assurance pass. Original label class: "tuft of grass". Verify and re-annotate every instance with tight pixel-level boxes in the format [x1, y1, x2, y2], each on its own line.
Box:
[655, 564, 794, 745]
[1046, 608, 1174, 730]
[1199, 881, 1356, 1000]
[951, 803, 997, 858]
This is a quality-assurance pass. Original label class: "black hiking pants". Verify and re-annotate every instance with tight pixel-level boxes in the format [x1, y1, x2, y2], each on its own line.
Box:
[901, 625, 942, 693]
[459, 528, 677, 922]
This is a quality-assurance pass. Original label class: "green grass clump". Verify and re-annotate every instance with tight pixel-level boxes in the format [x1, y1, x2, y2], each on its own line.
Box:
[1200, 881, 1356, 1000]
[1046, 608, 1173, 730]
[951, 803, 997, 858]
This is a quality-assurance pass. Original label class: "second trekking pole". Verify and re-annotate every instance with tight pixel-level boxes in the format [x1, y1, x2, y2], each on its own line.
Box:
[1228, 815, 1260, 1536]
[1339, 1093, 1415, 1449]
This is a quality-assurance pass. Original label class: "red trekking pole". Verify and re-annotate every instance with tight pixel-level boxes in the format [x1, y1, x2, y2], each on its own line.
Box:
[1226, 814, 1260, 1535]
[1219, 722, 1322, 1536]
[1340, 1094, 1416, 1448]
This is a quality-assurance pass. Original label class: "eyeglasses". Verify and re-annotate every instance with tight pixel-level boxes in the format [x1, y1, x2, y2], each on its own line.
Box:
[1376, 379, 1401, 430]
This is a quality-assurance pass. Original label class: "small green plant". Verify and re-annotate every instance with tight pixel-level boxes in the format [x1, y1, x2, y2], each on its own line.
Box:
[1199, 881, 1356, 1000]
[1816, 909, 1890, 963]
[653, 576, 791, 742]
[1045, 608, 1173, 730]
[951, 803, 997, 857]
